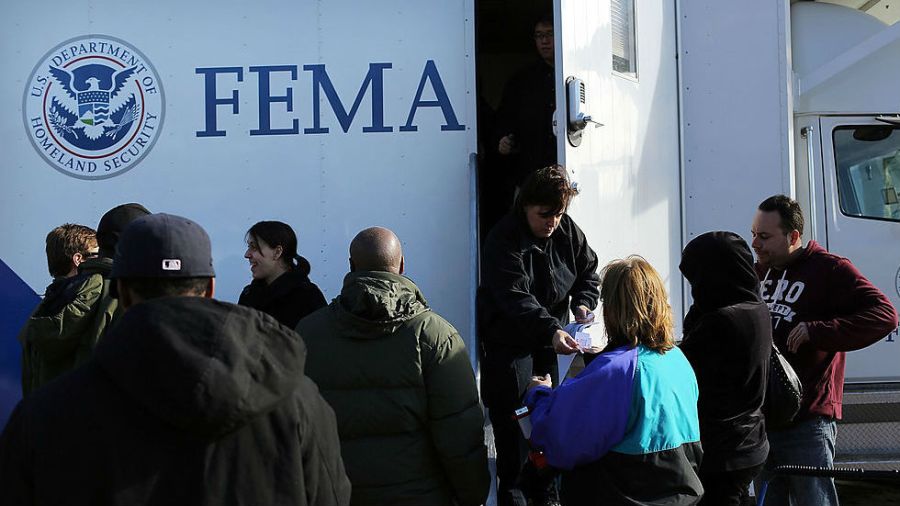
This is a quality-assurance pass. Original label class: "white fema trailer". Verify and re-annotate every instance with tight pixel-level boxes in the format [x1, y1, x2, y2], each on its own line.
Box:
[1, 0, 899, 467]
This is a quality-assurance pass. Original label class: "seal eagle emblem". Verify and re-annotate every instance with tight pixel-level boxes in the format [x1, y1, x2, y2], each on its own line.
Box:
[23, 35, 164, 180]
[47, 64, 139, 141]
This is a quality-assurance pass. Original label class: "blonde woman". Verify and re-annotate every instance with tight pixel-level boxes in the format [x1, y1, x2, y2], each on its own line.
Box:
[524, 256, 703, 505]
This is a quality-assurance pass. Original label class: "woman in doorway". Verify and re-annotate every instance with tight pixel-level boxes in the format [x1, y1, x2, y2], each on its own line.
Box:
[478, 165, 600, 506]
[524, 256, 703, 506]
[239, 221, 327, 329]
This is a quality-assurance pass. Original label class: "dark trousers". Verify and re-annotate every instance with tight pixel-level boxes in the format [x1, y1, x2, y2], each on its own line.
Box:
[482, 343, 559, 506]
[699, 464, 764, 506]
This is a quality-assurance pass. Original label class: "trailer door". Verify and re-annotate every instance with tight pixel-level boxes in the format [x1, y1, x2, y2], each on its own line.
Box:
[552, 0, 684, 325]
[820, 116, 900, 383]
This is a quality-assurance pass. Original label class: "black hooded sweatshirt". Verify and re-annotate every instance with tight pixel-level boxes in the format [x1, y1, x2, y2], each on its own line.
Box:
[239, 256, 327, 329]
[679, 231, 771, 472]
[0, 297, 351, 506]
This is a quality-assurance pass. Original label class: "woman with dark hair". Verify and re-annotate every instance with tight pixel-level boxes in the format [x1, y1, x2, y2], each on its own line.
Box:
[524, 256, 703, 506]
[478, 165, 600, 506]
[238, 221, 327, 329]
[679, 231, 770, 505]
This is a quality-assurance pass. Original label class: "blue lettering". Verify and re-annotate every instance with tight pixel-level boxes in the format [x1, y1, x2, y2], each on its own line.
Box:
[303, 63, 392, 134]
[400, 60, 464, 132]
[250, 65, 300, 136]
[195, 67, 244, 137]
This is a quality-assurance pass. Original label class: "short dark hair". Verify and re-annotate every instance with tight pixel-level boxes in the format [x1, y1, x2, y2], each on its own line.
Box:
[246, 221, 300, 270]
[758, 194, 804, 235]
[516, 165, 579, 214]
[534, 14, 553, 29]
[119, 277, 211, 300]
[96, 203, 151, 258]
[45, 224, 97, 278]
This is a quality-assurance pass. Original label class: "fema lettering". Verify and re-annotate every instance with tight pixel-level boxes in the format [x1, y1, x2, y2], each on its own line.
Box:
[195, 61, 464, 137]
[23, 35, 164, 180]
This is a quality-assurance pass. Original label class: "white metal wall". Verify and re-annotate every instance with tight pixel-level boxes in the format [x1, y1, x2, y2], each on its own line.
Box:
[679, 0, 795, 244]
[1, 1, 477, 343]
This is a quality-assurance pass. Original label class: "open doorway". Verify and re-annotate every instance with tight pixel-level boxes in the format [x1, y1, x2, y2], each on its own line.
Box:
[475, 0, 558, 247]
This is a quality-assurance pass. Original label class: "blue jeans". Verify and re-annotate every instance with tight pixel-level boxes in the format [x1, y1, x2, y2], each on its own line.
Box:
[760, 416, 838, 506]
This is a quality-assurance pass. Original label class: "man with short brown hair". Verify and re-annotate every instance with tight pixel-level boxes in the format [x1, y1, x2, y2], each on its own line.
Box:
[18, 204, 150, 394]
[44, 224, 97, 279]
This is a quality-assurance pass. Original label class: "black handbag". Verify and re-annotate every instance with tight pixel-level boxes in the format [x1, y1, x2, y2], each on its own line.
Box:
[764, 343, 803, 429]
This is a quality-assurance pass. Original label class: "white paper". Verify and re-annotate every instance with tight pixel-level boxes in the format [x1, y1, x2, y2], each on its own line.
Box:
[557, 353, 578, 383]
[557, 321, 609, 380]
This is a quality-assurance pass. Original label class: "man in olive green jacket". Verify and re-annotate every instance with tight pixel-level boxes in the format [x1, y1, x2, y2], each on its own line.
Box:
[18, 204, 150, 394]
[297, 227, 490, 506]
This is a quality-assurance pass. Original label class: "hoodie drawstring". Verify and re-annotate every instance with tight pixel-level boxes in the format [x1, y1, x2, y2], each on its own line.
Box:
[760, 268, 789, 301]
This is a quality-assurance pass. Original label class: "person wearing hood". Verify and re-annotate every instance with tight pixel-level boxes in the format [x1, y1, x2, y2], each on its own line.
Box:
[0, 213, 351, 506]
[679, 231, 771, 505]
[18, 203, 150, 395]
[296, 226, 490, 506]
[751, 195, 898, 506]
[239, 220, 327, 329]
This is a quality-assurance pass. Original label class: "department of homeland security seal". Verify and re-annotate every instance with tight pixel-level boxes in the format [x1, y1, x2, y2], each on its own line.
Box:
[895, 265, 900, 298]
[23, 35, 164, 180]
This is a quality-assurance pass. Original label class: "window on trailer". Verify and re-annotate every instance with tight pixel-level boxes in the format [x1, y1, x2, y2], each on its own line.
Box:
[612, 0, 637, 78]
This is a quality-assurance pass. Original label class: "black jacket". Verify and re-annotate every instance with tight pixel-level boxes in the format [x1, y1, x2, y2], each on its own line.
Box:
[479, 212, 600, 350]
[0, 297, 351, 506]
[679, 231, 770, 472]
[494, 60, 557, 184]
[239, 257, 327, 329]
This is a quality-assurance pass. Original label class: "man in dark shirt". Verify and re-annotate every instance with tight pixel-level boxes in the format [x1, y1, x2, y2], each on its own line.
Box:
[495, 17, 557, 190]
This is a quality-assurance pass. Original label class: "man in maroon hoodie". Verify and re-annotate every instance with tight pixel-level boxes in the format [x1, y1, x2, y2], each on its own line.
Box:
[751, 194, 898, 505]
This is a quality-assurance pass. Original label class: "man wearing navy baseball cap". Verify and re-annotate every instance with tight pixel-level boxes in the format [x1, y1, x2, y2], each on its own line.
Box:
[0, 213, 351, 506]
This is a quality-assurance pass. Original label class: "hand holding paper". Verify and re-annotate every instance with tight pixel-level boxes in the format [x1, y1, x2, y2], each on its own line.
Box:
[557, 321, 609, 380]
[552, 329, 581, 355]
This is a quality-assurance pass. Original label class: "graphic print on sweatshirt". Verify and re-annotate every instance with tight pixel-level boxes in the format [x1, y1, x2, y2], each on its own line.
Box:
[760, 274, 805, 330]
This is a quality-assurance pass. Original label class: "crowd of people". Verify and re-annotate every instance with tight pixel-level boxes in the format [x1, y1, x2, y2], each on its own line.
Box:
[0, 162, 896, 506]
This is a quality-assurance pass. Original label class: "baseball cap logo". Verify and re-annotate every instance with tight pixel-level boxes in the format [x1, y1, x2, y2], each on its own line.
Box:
[161, 259, 182, 271]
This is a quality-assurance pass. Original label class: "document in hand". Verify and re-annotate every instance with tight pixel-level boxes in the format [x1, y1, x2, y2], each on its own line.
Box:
[557, 321, 609, 381]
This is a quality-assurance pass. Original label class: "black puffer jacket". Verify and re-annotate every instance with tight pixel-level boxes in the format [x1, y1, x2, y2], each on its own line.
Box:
[0, 297, 351, 506]
[479, 212, 600, 350]
[679, 231, 771, 472]
[239, 256, 327, 329]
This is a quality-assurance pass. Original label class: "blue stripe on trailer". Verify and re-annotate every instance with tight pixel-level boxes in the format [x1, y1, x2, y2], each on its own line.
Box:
[0, 258, 39, 430]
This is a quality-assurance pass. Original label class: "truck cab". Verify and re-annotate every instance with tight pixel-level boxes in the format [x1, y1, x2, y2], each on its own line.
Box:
[792, 2, 900, 468]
